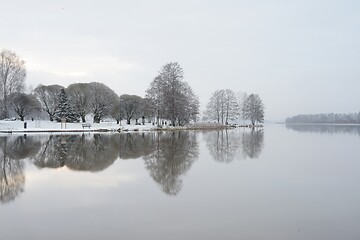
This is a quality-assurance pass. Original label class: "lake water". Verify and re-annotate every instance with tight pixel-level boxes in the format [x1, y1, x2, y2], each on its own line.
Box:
[0, 125, 359, 240]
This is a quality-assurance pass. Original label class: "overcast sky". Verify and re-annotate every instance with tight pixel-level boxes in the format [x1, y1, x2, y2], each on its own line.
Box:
[1, 0, 359, 121]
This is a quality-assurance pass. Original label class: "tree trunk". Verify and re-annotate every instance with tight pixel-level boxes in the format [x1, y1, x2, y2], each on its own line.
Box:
[116, 120, 119, 124]
[50, 116, 54, 121]
[3, 94, 8, 119]
[81, 116, 86, 122]
[93, 115, 100, 123]
[20, 116, 24, 121]
[127, 119, 131, 125]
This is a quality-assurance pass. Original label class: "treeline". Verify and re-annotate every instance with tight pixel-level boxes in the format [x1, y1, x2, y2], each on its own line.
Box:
[286, 124, 360, 135]
[286, 113, 360, 124]
[0, 50, 199, 125]
[0, 49, 265, 125]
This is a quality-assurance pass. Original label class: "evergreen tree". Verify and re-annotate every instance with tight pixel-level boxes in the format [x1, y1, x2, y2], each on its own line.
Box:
[54, 88, 79, 122]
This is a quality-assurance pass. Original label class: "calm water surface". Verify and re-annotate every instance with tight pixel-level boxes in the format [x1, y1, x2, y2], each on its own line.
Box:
[0, 125, 359, 240]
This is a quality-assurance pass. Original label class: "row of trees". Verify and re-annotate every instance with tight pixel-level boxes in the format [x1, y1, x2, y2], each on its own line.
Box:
[0, 49, 264, 125]
[203, 89, 265, 126]
[34, 82, 119, 123]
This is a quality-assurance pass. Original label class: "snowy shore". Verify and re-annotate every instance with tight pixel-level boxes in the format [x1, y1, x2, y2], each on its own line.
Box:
[0, 120, 151, 133]
[0, 120, 240, 134]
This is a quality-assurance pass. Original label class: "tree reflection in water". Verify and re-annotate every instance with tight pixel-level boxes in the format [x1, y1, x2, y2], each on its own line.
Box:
[0, 131, 201, 202]
[118, 132, 157, 159]
[242, 129, 264, 159]
[32, 134, 120, 172]
[144, 131, 199, 196]
[204, 130, 241, 163]
[0, 135, 42, 204]
[204, 128, 264, 163]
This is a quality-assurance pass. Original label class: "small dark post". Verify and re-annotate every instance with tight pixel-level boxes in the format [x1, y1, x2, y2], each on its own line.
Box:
[24, 122, 27, 129]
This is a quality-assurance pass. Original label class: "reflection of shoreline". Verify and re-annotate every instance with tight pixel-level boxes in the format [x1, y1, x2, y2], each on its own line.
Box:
[0, 132, 201, 203]
[285, 124, 360, 135]
[204, 129, 264, 163]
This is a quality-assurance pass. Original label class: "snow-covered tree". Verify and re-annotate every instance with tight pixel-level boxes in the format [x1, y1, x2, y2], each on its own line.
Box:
[0, 49, 26, 119]
[203, 90, 223, 123]
[146, 62, 199, 126]
[145, 76, 165, 124]
[242, 94, 265, 126]
[236, 91, 248, 123]
[54, 88, 79, 122]
[178, 83, 200, 124]
[203, 89, 239, 124]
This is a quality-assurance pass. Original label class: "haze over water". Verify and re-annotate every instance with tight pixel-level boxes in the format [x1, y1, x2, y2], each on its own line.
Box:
[0, 125, 359, 240]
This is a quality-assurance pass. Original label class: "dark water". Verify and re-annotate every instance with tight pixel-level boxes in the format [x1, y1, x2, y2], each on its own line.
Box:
[0, 125, 359, 240]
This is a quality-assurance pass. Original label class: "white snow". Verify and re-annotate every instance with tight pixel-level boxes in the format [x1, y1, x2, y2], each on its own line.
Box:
[0, 120, 241, 133]
[0, 120, 157, 133]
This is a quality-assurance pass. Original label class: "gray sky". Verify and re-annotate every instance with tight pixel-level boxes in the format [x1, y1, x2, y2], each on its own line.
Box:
[1, 0, 359, 121]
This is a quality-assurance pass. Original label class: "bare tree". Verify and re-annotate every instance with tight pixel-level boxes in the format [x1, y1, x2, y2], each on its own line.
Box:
[236, 91, 248, 124]
[0, 49, 26, 118]
[120, 94, 143, 125]
[242, 94, 265, 126]
[223, 89, 239, 124]
[67, 83, 91, 122]
[34, 84, 63, 121]
[203, 90, 223, 123]
[110, 96, 123, 124]
[88, 82, 118, 123]
[145, 76, 165, 125]
[143, 97, 155, 123]
[204, 89, 239, 124]
[10, 92, 40, 121]
[177, 82, 200, 125]
[146, 62, 199, 126]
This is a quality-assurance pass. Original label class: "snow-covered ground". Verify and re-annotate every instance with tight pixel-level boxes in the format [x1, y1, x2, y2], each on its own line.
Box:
[0, 119, 241, 133]
[0, 120, 156, 133]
